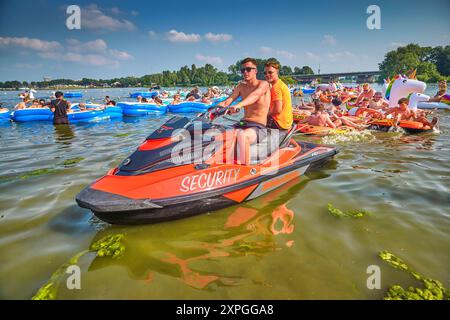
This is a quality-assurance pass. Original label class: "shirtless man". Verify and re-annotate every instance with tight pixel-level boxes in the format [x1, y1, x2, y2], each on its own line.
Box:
[299, 102, 338, 128]
[385, 98, 437, 128]
[216, 57, 270, 165]
[355, 83, 375, 106]
[369, 91, 389, 110]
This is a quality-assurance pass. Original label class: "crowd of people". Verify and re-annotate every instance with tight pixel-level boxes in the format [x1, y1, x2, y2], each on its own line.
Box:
[6, 63, 445, 158]
[295, 81, 440, 130]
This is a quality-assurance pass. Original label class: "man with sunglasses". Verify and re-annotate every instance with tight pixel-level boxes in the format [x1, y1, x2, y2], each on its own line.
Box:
[216, 57, 270, 164]
[263, 60, 293, 138]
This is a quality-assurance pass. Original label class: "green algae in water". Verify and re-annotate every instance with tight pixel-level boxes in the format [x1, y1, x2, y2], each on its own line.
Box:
[32, 234, 126, 300]
[113, 133, 131, 138]
[90, 234, 125, 259]
[32, 250, 88, 300]
[20, 168, 59, 180]
[59, 157, 84, 166]
[379, 250, 450, 300]
[327, 203, 369, 219]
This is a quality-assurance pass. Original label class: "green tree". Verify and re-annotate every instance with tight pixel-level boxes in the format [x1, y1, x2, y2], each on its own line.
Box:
[428, 46, 450, 76]
[280, 66, 293, 75]
[379, 43, 446, 82]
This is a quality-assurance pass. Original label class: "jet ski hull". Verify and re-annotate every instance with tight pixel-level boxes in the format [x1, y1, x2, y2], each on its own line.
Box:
[76, 145, 337, 224]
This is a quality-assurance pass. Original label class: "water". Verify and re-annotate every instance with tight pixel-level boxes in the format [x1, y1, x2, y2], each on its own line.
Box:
[0, 85, 448, 299]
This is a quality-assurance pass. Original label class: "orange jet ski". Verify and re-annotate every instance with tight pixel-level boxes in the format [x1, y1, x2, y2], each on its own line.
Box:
[76, 108, 338, 224]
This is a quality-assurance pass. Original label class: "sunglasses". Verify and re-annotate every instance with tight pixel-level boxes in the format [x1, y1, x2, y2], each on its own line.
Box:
[264, 70, 275, 75]
[240, 67, 256, 73]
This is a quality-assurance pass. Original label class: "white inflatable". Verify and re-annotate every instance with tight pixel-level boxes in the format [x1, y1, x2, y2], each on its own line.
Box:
[416, 102, 450, 110]
[384, 75, 426, 108]
[408, 93, 430, 111]
[317, 83, 337, 92]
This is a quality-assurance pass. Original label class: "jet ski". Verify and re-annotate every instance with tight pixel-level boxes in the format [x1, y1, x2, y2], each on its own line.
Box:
[76, 108, 338, 224]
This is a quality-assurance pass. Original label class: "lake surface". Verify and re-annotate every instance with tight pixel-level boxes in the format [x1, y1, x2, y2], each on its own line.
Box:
[0, 85, 448, 299]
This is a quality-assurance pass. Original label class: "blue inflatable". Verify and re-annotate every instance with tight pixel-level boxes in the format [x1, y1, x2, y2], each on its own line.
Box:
[102, 106, 123, 119]
[301, 87, 315, 94]
[0, 110, 11, 122]
[68, 103, 120, 123]
[167, 102, 211, 113]
[118, 102, 167, 116]
[12, 108, 53, 122]
[129, 92, 158, 99]
[64, 92, 83, 98]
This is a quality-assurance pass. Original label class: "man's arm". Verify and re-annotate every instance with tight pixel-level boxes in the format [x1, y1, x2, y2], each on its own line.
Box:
[271, 100, 283, 116]
[216, 85, 241, 107]
[325, 115, 336, 128]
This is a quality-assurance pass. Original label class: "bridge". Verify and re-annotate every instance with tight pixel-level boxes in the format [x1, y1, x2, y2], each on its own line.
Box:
[289, 71, 382, 83]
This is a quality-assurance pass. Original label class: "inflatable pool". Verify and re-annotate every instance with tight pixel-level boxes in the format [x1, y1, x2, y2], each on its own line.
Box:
[167, 101, 211, 113]
[0, 110, 11, 122]
[12, 108, 53, 122]
[69, 103, 122, 123]
[301, 87, 315, 94]
[64, 92, 83, 98]
[118, 102, 167, 116]
[102, 106, 123, 119]
[129, 92, 158, 99]
[417, 101, 450, 109]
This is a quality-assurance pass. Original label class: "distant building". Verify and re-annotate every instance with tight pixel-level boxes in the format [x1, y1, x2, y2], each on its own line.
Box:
[43, 76, 51, 82]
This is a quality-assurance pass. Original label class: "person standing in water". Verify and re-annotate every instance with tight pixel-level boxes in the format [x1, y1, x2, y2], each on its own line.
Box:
[50, 91, 71, 125]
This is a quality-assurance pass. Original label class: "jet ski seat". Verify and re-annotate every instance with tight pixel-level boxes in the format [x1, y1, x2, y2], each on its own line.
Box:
[249, 125, 297, 164]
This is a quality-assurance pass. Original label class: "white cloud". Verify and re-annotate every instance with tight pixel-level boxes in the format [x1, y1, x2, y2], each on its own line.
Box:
[109, 49, 133, 60]
[277, 50, 296, 59]
[259, 46, 273, 54]
[2, 36, 133, 68]
[131, 10, 139, 16]
[0, 37, 61, 51]
[204, 32, 232, 43]
[167, 30, 201, 43]
[81, 4, 136, 32]
[66, 38, 108, 53]
[148, 31, 157, 39]
[305, 52, 320, 62]
[390, 42, 404, 48]
[259, 47, 295, 59]
[195, 54, 223, 65]
[110, 7, 121, 15]
[322, 34, 337, 46]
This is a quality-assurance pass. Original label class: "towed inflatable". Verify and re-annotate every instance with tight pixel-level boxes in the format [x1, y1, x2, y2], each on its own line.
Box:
[76, 109, 338, 224]
[12, 108, 53, 122]
[0, 110, 11, 122]
[117, 102, 167, 116]
[417, 101, 450, 110]
[64, 92, 83, 98]
[11, 104, 121, 123]
[129, 92, 158, 99]
[167, 101, 212, 113]
[69, 104, 123, 123]
[369, 119, 433, 134]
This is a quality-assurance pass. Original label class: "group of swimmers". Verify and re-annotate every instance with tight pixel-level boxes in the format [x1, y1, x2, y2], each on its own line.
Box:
[295, 82, 440, 130]
[135, 86, 228, 106]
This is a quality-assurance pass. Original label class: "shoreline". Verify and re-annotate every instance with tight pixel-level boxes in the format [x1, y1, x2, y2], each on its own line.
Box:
[0, 81, 443, 91]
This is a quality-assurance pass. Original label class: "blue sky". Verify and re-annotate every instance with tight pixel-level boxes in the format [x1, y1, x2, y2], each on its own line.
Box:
[0, 0, 449, 81]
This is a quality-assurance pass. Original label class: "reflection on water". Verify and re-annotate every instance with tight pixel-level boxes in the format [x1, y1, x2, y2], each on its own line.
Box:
[77, 178, 307, 294]
[54, 125, 75, 146]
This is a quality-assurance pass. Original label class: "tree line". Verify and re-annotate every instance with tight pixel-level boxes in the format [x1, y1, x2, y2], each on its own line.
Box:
[379, 44, 449, 82]
[0, 58, 314, 89]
